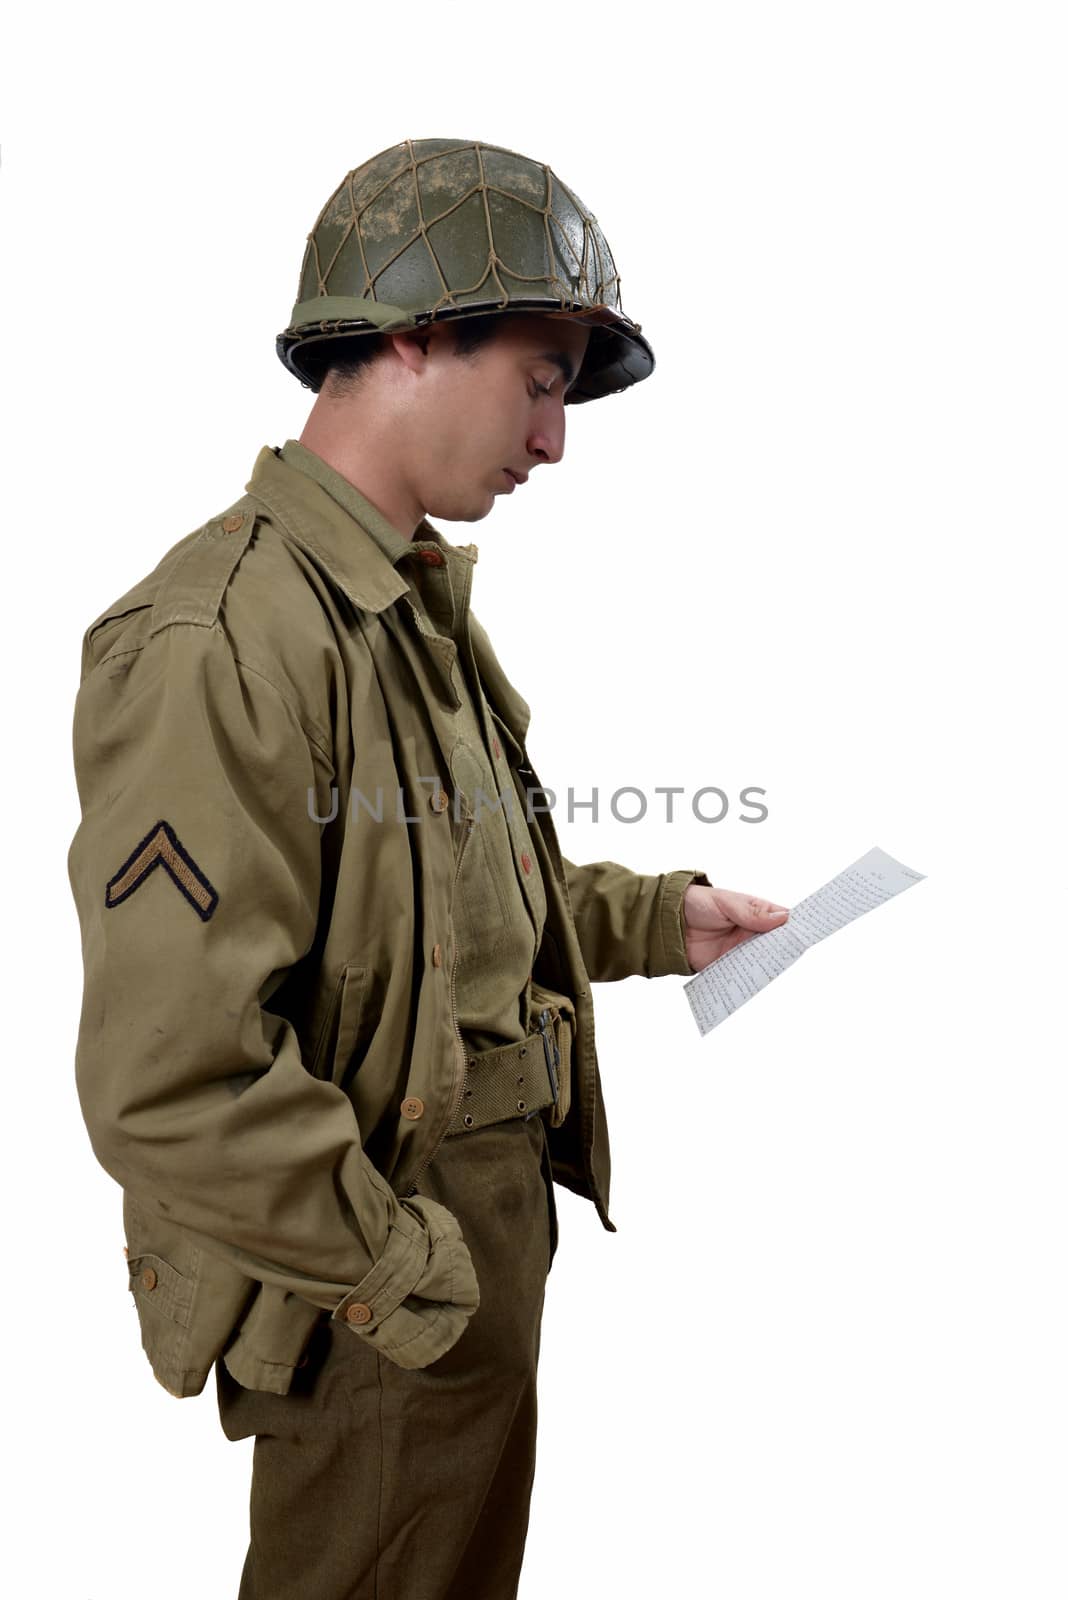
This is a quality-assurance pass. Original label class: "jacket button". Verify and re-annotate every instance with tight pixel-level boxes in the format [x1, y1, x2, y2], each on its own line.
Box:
[345, 1302, 373, 1325]
[400, 1096, 425, 1120]
[432, 943, 443, 967]
[520, 852, 532, 874]
[140, 1267, 158, 1291]
[429, 789, 449, 813]
[221, 513, 245, 533]
[492, 736, 502, 759]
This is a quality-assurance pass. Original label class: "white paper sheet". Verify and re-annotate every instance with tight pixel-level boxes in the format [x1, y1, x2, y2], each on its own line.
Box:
[683, 845, 926, 1036]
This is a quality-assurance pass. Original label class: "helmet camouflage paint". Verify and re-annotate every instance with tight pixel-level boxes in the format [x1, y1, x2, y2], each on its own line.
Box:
[276, 138, 654, 404]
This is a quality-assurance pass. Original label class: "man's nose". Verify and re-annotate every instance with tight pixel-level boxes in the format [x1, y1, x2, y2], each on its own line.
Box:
[527, 402, 567, 467]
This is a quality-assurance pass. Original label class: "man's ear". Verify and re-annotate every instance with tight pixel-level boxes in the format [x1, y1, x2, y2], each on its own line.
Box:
[386, 323, 451, 377]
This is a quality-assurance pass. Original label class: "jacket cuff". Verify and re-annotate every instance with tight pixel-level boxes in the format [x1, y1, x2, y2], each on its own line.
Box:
[331, 1201, 429, 1328]
[655, 869, 713, 976]
[329, 1194, 479, 1370]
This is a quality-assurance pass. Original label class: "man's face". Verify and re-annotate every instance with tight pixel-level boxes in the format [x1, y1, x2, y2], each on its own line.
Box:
[407, 313, 592, 524]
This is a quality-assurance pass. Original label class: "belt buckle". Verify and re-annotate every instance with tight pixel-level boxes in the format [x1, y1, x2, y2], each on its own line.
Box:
[536, 1008, 560, 1107]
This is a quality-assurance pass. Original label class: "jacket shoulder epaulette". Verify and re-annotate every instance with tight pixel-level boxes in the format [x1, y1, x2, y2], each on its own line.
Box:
[80, 498, 260, 678]
[148, 497, 258, 635]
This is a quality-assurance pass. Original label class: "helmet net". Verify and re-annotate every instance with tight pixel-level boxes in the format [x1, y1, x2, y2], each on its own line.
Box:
[298, 138, 623, 319]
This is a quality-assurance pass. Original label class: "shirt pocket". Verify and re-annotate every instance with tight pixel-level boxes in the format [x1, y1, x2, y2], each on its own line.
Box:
[449, 737, 513, 932]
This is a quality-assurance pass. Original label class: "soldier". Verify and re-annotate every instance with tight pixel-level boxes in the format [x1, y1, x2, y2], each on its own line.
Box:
[66, 138, 789, 1599]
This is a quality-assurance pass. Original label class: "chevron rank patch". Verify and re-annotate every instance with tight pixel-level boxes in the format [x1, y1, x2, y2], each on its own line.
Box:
[105, 819, 219, 921]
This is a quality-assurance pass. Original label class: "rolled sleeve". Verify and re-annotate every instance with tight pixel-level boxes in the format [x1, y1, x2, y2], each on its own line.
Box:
[331, 1194, 480, 1369]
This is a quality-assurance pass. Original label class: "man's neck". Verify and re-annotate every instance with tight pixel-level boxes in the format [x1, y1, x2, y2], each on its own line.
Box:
[297, 413, 423, 540]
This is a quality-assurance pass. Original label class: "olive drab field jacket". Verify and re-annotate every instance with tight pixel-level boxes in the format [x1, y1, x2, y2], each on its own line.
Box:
[67, 443, 710, 1399]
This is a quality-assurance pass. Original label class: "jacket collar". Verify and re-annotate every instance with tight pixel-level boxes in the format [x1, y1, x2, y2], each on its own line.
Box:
[246, 443, 462, 615]
[278, 438, 417, 568]
[244, 442, 531, 749]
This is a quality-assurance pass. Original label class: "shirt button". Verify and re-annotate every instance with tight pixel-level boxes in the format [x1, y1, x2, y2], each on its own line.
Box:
[418, 549, 445, 566]
[520, 852, 532, 874]
[432, 943, 443, 967]
[221, 513, 245, 534]
[345, 1302, 373, 1326]
[400, 1096, 425, 1120]
[429, 789, 449, 813]
[140, 1267, 158, 1292]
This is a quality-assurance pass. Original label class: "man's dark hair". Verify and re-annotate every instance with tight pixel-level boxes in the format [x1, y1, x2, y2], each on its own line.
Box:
[314, 312, 506, 396]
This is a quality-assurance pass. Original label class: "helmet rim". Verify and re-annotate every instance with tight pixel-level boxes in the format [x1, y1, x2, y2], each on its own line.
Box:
[277, 297, 654, 403]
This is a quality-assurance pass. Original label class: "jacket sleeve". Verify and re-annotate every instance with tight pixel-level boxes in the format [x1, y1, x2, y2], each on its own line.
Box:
[561, 859, 713, 982]
[67, 616, 477, 1371]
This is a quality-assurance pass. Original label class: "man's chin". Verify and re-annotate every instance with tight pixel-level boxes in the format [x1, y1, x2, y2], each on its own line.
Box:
[427, 493, 496, 526]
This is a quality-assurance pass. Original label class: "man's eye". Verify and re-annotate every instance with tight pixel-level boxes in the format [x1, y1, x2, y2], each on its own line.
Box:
[530, 380, 552, 398]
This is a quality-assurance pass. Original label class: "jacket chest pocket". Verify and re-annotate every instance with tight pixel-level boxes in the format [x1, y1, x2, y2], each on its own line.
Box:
[310, 963, 368, 1090]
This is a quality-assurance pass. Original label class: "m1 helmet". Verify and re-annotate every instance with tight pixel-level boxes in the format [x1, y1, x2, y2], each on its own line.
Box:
[276, 137, 654, 404]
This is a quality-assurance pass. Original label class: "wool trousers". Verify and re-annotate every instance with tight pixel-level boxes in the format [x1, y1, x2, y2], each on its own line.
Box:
[215, 1110, 559, 1600]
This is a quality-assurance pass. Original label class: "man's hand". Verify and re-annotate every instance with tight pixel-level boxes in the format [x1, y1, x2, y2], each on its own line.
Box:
[682, 882, 790, 973]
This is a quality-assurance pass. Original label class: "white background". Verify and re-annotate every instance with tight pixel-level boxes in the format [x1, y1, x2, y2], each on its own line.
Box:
[3, 2, 1065, 1596]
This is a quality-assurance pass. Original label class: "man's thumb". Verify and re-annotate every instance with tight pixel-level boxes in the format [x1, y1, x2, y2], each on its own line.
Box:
[753, 900, 789, 924]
